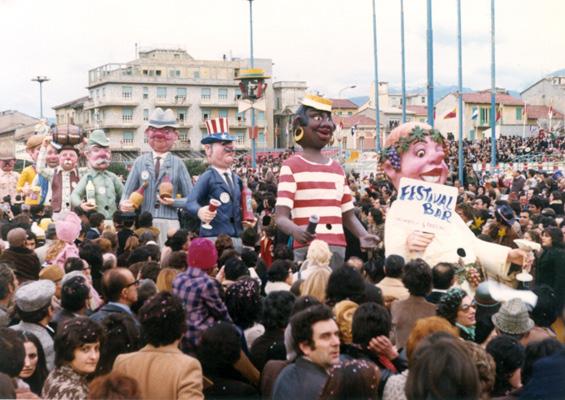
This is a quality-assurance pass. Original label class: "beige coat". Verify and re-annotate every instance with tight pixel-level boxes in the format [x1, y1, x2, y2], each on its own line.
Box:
[113, 343, 204, 400]
[377, 277, 410, 308]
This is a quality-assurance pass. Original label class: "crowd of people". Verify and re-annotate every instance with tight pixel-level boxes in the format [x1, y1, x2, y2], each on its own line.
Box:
[0, 101, 564, 399]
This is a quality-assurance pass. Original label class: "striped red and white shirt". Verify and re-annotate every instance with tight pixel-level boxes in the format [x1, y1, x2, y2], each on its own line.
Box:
[276, 155, 354, 248]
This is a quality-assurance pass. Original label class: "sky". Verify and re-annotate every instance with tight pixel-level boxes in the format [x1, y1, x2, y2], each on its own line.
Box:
[2, 0, 565, 119]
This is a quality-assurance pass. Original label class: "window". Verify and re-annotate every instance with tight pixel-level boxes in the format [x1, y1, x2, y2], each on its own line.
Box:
[257, 111, 265, 120]
[169, 69, 181, 78]
[101, 88, 105, 98]
[122, 108, 133, 122]
[122, 86, 132, 99]
[258, 130, 266, 143]
[96, 89, 100, 98]
[201, 87, 211, 100]
[157, 87, 167, 99]
[515, 106, 523, 121]
[236, 132, 245, 145]
[143, 87, 148, 99]
[122, 131, 134, 143]
[276, 97, 281, 110]
[218, 88, 228, 100]
[193, 70, 200, 79]
[143, 109, 149, 121]
[235, 88, 242, 100]
[177, 110, 186, 122]
[202, 108, 211, 120]
[155, 70, 162, 76]
[480, 107, 489, 125]
[348, 111, 353, 116]
[176, 87, 187, 101]
[237, 112, 246, 124]
[421, 96, 426, 103]
[218, 109, 228, 118]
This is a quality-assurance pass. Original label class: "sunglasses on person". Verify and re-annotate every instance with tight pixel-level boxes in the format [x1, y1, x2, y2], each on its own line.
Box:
[459, 300, 477, 312]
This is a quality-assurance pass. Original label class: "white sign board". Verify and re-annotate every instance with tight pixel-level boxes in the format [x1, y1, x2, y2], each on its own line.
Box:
[390, 177, 459, 234]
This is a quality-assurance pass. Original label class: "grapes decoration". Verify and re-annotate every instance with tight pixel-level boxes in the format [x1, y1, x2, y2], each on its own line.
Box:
[380, 126, 447, 169]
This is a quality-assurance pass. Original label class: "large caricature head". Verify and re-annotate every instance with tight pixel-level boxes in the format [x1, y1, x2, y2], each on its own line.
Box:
[146, 108, 179, 153]
[85, 130, 111, 171]
[201, 117, 237, 169]
[58, 147, 79, 172]
[0, 143, 16, 173]
[380, 122, 448, 189]
[26, 135, 44, 163]
[45, 144, 60, 168]
[292, 94, 336, 150]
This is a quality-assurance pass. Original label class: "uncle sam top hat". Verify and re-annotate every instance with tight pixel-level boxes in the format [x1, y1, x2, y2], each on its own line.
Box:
[201, 117, 237, 144]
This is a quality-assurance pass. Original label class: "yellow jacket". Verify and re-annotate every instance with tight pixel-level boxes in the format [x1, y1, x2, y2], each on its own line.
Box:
[16, 166, 40, 205]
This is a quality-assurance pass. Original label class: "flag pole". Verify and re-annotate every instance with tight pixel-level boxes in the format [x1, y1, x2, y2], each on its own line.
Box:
[522, 103, 526, 139]
[372, 0, 382, 151]
[426, 0, 434, 127]
[457, 0, 464, 184]
[400, 0, 407, 123]
[490, 0, 497, 170]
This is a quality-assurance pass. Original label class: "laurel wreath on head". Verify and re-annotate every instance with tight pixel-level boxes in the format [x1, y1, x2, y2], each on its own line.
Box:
[380, 126, 446, 169]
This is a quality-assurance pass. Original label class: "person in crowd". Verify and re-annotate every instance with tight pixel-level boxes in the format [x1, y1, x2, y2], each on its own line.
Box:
[96, 313, 141, 376]
[85, 212, 105, 240]
[186, 117, 246, 250]
[325, 265, 367, 307]
[377, 254, 409, 308]
[529, 285, 560, 342]
[45, 211, 82, 270]
[492, 298, 535, 346]
[265, 259, 293, 294]
[521, 337, 562, 387]
[90, 268, 139, 324]
[534, 226, 565, 307]
[436, 287, 477, 341]
[405, 333, 480, 400]
[156, 268, 181, 293]
[70, 130, 123, 221]
[17, 331, 49, 396]
[0, 263, 17, 327]
[485, 335, 525, 398]
[35, 223, 56, 265]
[272, 304, 340, 400]
[275, 94, 378, 270]
[390, 258, 436, 350]
[293, 239, 332, 282]
[42, 317, 103, 400]
[221, 257, 250, 289]
[11, 279, 56, 370]
[0, 144, 20, 203]
[79, 243, 105, 292]
[121, 108, 193, 246]
[0, 227, 41, 283]
[520, 345, 565, 399]
[300, 267, 332, 303]
[426, 262, 455, 304]
[320, 359, 381, 400]
[88, 371, 141, 400]
[173, 238, 232, 352]
[225, 277, 264, 349]
[463, 341, 496, 400]
[161, 229, 190, 267]
[473, 282, 502, 344]
[133, 211, 160, 241]
[0, 328, 26, 393]
[197, 321, 258, 398]
[250, 291, 295, 371]
[52, 275, 90, 328]
[383, 317, 458, 400]
[113, 292, 204, 399]
[381, 122, 531, 286]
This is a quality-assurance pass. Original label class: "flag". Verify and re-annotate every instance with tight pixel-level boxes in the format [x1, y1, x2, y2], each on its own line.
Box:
[444, 108, 457, 119]
[522, 104, 527, 120]
[471, 107, 479, 120]
[496, 104, 503, 122]
[548, 106, 554, 119]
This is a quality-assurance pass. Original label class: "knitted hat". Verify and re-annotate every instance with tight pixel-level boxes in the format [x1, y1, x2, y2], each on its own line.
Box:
[54, 211, 82, 243]
[492, 298, 534, 335]
[333, 300, 358, 344]
[187, 238, 218, 270]
[39, 265, 64, 282]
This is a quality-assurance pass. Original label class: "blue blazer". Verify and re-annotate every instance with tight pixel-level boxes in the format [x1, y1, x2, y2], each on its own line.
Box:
[185, 168, 243, 238]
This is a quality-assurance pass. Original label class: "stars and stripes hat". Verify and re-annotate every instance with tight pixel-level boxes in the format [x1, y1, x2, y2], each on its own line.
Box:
[201, 117, 237, 144]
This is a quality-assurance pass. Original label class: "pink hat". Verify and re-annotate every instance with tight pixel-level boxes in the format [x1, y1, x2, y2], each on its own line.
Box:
[188, 238, 218, 270]
[55, 211, 82, 243]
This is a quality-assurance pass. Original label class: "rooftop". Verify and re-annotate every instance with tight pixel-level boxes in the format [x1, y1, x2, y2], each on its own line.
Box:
[53, 96, 90, 110]
[330, 98, 359, 109]
[461, 90, 523, 106]
[334, 114, 376, 128]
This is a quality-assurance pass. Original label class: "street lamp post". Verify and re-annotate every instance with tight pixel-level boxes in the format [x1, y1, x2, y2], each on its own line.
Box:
[338, 85, 356, 98]
[247, 0, 257, 169]
[31, 76, 49, 119]
[371, 0, 381, 152]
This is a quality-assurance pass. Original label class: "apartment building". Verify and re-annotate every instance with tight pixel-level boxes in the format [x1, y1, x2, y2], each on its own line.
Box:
[55, 48, 274, 162]
[273, 81, 307, 148]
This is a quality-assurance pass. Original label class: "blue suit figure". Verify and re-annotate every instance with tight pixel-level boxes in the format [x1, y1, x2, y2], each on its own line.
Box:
[185, 117, 244, 247]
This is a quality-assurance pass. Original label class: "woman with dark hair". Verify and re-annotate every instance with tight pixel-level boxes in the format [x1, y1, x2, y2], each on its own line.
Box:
[529, 285, 560, 341]
[485, 335, 525, 397]
[96, 313, 141, 376]
[534, 226, 565, 307]
[436, 287, 477, 341]
[405, 333, 480, 400]
[320, 359, 381, 400]
[522, 338, 562, 386]
[18, 331, 48, 396]
[161, 229, 190, 268]
[250, 291, 296, 371]
[197, 322, 258, 398]
[225, 277, 263, 349]
[42, 317, 104, 399]
[134, 211, 160, 241]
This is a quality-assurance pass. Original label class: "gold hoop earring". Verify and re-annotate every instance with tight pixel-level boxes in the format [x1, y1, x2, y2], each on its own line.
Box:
[294, 127, 304, 142]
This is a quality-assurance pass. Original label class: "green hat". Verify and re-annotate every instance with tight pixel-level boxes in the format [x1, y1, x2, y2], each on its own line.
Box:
[88, 130, 110, 147]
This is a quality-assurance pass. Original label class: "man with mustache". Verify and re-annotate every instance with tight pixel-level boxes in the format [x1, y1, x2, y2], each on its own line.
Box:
[185, 117, 243, 248]
[121, 108, 193, 245]
[71, 130, 123, 220]
[36, 127, 83, 215]
[275, 94, 379, 269]
[0, 143, 19, 202]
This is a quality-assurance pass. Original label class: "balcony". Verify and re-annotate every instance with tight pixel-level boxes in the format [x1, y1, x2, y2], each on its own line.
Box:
[199, 97, 238, 108]
[84, 99, 139, 110]
[154, 96, 191, 107]
[100, 121, 140, 129]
